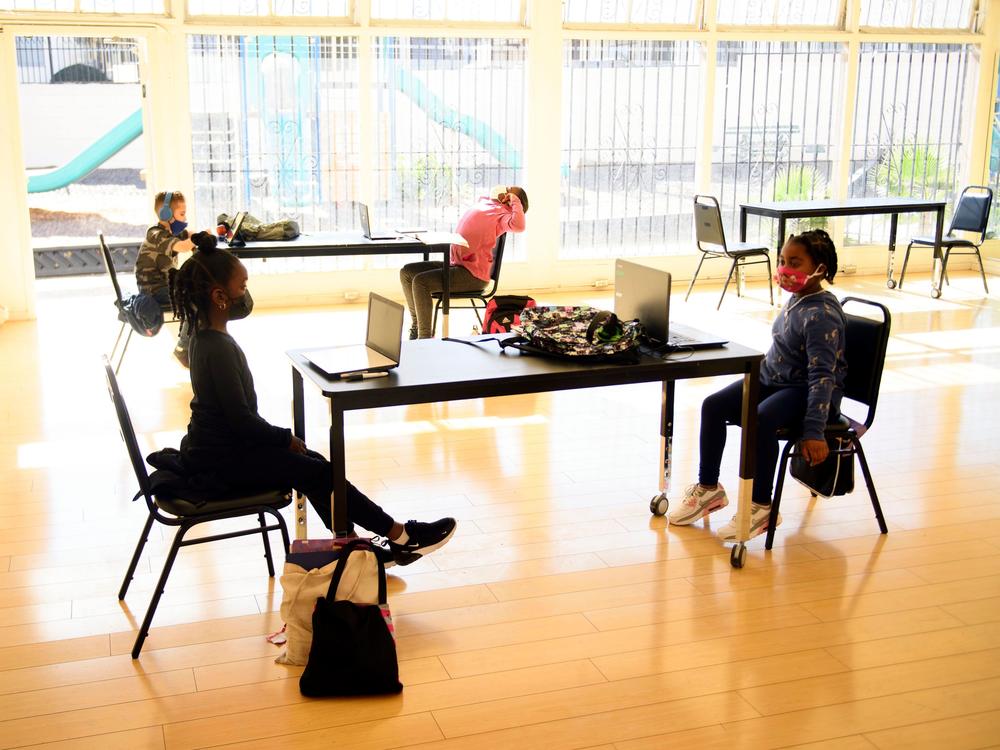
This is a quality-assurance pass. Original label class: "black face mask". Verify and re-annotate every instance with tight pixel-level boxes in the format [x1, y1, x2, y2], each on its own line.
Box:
[226, 289, 254, 321]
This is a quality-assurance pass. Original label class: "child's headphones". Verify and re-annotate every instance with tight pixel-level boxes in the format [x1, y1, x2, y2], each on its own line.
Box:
[158, 191, 175, 222]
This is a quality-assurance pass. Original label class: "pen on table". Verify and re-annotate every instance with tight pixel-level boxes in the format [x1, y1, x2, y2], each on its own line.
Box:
[342, 371, 390, 381]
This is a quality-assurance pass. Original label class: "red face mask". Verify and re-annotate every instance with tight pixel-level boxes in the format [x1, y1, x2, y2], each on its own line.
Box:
[774, 265, 824, 293]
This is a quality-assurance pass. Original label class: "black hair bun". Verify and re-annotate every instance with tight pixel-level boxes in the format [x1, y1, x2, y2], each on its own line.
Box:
[191, 231, 218, 254]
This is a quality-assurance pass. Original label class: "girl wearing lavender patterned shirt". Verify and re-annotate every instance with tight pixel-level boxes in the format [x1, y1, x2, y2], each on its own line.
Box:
[668, 229, 847, 540]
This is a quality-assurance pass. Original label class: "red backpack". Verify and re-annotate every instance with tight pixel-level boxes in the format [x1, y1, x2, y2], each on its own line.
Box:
[482, 295, 535, 334]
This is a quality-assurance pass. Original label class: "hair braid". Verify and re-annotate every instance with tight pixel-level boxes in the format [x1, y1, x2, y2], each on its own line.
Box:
[789, 228, 838, 283]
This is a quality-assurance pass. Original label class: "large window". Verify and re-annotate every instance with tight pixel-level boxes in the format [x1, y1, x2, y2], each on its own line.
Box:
[188, 35, 361, 271]
[372, 0, 521, 22]
[561, 40, 703, 259]
[562, 0, 698, 25]
[847, 43, 976, 244]
[187, 0, 348, 17]
[1, 0, 163, 9]
[716, 0, 843, 26]
[860, 0, 977, 29]
[713, 42, 844, 242]
[371, 36, 526, 260]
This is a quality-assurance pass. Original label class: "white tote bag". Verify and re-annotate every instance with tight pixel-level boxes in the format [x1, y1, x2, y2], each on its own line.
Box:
[275, 546, 381, 665]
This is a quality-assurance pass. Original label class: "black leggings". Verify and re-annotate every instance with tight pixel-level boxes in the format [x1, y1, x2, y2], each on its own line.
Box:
[699, 380, 811, 507]
[210, 447, 395, 535]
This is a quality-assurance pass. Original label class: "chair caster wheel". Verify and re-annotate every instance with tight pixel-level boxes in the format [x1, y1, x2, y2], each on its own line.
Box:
[886, 279, 896, 289]
[931, 288, 942, 299]
[730, 543, 747, 569]
[649, 493, 669, 517]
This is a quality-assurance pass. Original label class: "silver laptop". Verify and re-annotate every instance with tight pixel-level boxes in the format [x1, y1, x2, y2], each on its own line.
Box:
[304, 293, 404, 377]
[614, 259, 728, 350]
[358, 204, 399, 241]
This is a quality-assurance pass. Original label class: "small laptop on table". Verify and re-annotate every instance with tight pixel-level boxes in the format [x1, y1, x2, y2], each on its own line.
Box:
[304, 293, 405, 378]
[358, 204, 399, 241]
[614, 259, 728, 351]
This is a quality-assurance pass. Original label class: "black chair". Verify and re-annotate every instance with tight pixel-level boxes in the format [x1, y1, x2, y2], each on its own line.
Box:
[765, 297, 891, 550]
[431, 232, 508, 334]
[687, 195, 773, 310]
[99, 233, 178, 374]
[104, 358, 292, 658]
[898, 185, 993, 296]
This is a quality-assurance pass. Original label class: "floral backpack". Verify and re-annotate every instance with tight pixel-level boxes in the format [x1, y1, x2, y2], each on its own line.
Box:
[500, 305, 643, 363]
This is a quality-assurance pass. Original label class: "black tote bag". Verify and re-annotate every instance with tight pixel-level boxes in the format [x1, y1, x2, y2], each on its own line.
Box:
[299, 539, 402, 697]
[790, 435, 855, 498]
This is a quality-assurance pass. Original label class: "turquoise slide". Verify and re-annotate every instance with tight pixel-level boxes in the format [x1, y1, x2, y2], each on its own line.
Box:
[393, 65, 521, 169]
[27, 108, 143, 194]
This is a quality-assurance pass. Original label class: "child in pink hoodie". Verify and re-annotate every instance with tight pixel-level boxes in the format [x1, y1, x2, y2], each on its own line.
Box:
[400, 186, 527, 339]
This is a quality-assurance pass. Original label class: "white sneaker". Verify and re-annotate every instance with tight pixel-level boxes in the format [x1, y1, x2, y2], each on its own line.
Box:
[668, 483, 730, 525]
[717, 502, 781, 542]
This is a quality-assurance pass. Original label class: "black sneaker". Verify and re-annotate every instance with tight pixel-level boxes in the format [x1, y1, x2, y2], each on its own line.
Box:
[408, 326, 419, 341]
[388, 518, 457, 566]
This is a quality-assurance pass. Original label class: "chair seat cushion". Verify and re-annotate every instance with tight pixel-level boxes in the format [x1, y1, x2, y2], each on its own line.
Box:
[726, 242, 771, 256]
[776, 415, 851, 441]
[910, 234, 976, 248]
[155, 488, 291, 517]
[429, 290, 488, 299]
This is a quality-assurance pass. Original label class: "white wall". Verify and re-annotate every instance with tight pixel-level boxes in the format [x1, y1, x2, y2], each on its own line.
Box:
[19, 83, 144, 170]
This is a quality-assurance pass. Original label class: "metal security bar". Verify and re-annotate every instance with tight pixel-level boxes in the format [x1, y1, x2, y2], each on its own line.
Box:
[15, 36, 140, 84]
[188, 34, 362, 273]
[562, 0, 698, 25]
[847, 43, 975, 244]
[372, 0, 521, 22]
[860, 0, 976, 29]
[371, 36, 526, 262]
[561, 40, 703, 259]
[714, 41, 844, 243]
[716, 0, 843, 26]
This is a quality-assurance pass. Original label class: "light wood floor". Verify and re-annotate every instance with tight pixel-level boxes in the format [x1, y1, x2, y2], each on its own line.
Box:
[1, 269, 999, 750]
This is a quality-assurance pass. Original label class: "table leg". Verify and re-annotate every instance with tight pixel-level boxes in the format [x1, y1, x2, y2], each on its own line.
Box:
[739, 208, 748, 242]
[886, 213, 899, 289]
[731, 359, 761, 569]
[649, 381, 676, 517]
[328, 401, 350, 536]
[291, 369, 307, 539]
[442, 247, 451, 338]
[931, 208, 945, 299]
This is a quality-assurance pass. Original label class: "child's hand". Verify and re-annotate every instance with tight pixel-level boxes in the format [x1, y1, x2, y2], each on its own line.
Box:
[176, 238, 195, 253]
[800, 438, 829, 466]
[289, 435, 307, 454]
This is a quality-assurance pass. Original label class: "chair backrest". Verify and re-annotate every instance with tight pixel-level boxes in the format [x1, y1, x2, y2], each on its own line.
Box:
[103, 356, 154, 504]
[98, 233, 126, 308]
[948, 186, 993, 240]
[840, 297, 891, 429]
[489, 232, 508, 283]
[693, 195, 729, 253]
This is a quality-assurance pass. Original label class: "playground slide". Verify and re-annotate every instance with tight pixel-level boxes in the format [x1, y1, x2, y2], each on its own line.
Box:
[27, 108, 143, 194]
[393, 66, 522, 170]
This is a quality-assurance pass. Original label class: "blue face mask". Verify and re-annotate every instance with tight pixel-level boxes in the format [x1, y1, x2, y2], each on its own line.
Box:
[169, 219, 188, 236]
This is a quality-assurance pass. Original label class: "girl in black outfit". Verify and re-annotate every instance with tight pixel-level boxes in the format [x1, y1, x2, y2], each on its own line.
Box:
[170, 233, 456, 565]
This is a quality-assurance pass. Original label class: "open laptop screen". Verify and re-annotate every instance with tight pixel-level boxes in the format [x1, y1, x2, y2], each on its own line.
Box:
[614, 259, 670, 344]
[366, 293, 404, 362]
